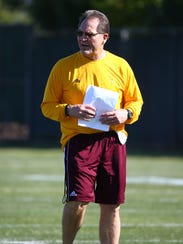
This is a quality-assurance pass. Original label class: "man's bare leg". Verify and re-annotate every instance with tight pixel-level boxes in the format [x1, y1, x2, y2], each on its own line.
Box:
[99, 204, 121, 244]
[62, 201, 88, 244]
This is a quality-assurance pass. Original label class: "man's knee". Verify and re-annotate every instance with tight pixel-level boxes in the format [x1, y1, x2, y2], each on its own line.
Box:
[100, 204, 121, 214]
[64, 201, 88, 215]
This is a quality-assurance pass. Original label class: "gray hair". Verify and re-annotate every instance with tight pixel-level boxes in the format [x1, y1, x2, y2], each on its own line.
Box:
[78, 10, 110, 34]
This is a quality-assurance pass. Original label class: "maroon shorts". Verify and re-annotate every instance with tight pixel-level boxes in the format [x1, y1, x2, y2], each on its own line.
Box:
[64, 131, 126, 204]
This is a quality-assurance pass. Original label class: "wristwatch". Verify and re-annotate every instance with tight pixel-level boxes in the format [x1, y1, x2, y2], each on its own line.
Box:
[65, 104, 70, 116]
[126, 109, 133, 120]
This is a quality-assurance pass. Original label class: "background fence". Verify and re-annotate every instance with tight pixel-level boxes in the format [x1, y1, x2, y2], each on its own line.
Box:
[0, 25, 183, 151]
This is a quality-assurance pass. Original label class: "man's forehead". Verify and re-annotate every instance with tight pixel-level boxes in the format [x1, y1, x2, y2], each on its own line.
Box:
[79, 17, 99, 29]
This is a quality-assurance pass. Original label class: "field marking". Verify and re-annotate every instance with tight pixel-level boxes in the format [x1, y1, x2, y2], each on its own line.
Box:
[0, 241, 61, 244]
[1, 240, 183, 244]
[23, 175, 64, 182]
[1, 223, 183, 228]
[0, 241, 100, 244]
[23, 174, 183, 186]
[125, 240, 183, 243]
[127, 176, 183, 186]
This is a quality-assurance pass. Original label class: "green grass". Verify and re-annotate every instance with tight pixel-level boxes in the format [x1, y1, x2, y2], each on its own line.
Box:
[0, 148, 183, 244]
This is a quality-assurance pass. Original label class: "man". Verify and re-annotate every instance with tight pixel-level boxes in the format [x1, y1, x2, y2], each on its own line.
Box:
[41, 9, 143, 244]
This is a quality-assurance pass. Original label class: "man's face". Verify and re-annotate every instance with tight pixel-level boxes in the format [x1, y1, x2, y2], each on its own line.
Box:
[77, 17, 108, 60]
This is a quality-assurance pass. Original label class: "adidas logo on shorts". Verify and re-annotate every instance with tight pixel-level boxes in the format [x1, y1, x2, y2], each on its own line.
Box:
[70, 191, 77, 197]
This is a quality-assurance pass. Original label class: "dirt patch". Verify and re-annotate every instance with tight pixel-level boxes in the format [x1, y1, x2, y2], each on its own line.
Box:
[0, 122, 29, 140]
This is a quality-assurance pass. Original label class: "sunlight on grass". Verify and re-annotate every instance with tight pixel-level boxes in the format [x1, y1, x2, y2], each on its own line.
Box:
[0, 148, 182, 244]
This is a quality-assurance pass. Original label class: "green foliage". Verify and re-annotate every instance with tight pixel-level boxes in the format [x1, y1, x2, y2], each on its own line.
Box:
[90, 0, 165, 27]
[2, 0, 24, 8]
[29, 0, 65, 30]
[29, 0, 92, 30]
[0, 0, 31, 24]
[1, 0, 183, 29]
[162, 0, 183, 26]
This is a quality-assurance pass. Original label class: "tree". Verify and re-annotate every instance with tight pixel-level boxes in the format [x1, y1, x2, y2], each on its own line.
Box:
[1, 0, 24, 8]
[29, 0, 92, 30]
[0, 0, 30, 24]
[1, 0, 183, 30]
[161, 0, 183, 26]
[29, 0, 183, 30]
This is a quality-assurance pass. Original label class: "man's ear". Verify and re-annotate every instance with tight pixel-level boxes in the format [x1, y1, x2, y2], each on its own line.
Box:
[103, 33, 109, 44]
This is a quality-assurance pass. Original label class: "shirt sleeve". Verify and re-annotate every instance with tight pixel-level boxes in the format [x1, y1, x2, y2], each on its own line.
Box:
[41, 62, 67, 122]
[123, 64, 143, 124]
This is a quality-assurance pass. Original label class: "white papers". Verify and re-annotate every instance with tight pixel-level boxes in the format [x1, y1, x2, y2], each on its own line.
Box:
[78, 85, 119, 131]
[116, 131, 127, 145]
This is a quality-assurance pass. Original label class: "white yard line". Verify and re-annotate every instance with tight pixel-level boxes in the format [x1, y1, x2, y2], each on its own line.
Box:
[22, 174, 183, 186]
[1, 239, 183, 244]
[23, 175, 64, 182]
[0, 241, 61, 244]
[0, 241, 100, 244]
[1, 223, 183, 228]
[127, 176, 183, 186]
[125, 240, 183, 243]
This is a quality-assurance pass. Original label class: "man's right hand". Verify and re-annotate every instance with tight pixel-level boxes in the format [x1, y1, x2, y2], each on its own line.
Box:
[69, 104, 96, 121]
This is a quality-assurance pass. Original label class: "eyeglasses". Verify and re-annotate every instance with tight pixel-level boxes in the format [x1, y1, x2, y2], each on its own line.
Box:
[76, 30, 103, 38]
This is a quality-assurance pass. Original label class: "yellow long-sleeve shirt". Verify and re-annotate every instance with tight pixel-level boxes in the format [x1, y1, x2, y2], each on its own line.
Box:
[41, 51, 143, 149]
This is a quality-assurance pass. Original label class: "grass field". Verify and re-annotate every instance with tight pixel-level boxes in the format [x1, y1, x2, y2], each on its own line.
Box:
[0, 148, 183, 244]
